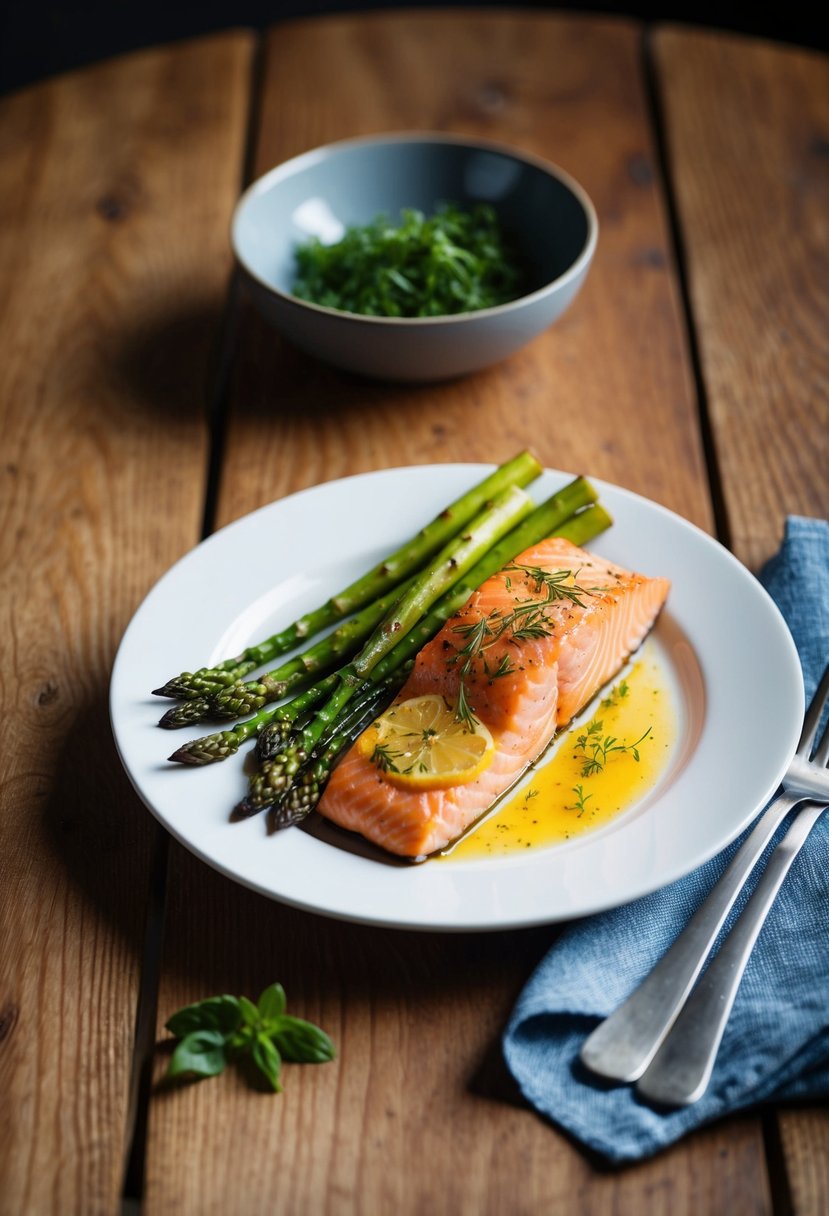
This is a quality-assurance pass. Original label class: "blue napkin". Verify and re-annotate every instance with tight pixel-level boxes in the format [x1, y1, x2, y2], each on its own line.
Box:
[502, 517, 829, 1163]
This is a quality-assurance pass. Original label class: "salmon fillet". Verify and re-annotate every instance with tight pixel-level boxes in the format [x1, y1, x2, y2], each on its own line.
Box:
[319, 537, 670, 858]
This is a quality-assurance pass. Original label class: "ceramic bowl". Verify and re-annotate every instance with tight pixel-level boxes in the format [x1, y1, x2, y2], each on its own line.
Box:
[231, 133, 598, 381]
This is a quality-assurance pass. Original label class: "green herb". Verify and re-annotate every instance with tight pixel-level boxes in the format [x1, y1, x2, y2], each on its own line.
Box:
[601, 678, 630, 710]
[571, 784, 593, 816]
[292, 203, 525, 317]
[450, 567, 598, 728]
[369, 740, 403, 773]
[165, 984, 335, 1092]
[573, 721, 652, 777]
[505, 562, 599, 607]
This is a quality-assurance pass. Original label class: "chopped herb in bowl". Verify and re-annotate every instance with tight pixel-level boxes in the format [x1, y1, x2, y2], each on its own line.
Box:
[292, 202, 526, 317]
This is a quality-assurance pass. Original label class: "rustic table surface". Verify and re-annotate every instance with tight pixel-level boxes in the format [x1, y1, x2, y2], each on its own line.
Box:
[1, 10, 827, 1214]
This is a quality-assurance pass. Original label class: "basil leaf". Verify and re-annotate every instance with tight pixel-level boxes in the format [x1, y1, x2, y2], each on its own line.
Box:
[270, 1015, 336, 1064]
[165, 995, 241, 1038]
[238, 995, 259, 1028]
[257, 982, 287, 1025]
[251, 1033, 282, 1092]
[167, 1029, 227, 1079]
[164, 984, 335, 1091]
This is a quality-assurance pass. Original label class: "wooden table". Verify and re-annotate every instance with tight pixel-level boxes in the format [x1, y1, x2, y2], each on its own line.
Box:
[1, 11, 827, 1214]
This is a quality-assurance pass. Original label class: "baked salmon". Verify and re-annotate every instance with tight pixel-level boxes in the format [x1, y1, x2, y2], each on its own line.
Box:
[318, 537, 670, 858]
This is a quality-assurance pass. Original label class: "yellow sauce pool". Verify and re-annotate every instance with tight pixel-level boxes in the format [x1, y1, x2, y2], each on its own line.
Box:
[443, 644, 676, 859]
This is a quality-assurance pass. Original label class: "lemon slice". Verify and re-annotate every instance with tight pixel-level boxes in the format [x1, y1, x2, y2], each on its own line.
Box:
[358, 694, 495, 790]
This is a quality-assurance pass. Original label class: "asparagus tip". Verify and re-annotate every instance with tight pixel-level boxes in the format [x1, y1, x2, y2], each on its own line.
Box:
[230, 797, 265, 822]
[168, 746, 200, 765]
[266, 803, 295, 834]
[157, 700, 209, 729]
[168, 730, 241, 765]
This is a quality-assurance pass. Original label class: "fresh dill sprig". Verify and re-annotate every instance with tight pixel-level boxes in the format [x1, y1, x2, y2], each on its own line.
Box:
[571, 784, 593, 816]
[449, 566, 599, 728]
[504, 562, 602, 607]
[370, 742, 403, 774]
[573, 721, 652, 777]
[370, 728, 440, 776]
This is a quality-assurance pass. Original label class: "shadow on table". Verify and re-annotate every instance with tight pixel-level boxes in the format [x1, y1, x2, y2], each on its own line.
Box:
[111, 292, 232, 423]
[41, 689, 159, 958]
[226, 296, 542, 465]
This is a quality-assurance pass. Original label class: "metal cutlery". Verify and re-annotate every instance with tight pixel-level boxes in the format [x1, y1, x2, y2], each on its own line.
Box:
[580, 662, 829, 1096]
[636, 799, 827, 1104]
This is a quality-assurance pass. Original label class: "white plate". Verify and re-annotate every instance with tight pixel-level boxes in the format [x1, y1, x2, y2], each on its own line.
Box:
[110, 466, 803, 931]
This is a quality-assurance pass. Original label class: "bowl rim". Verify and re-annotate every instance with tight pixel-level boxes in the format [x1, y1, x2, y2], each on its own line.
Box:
[230, 130, 599, 327]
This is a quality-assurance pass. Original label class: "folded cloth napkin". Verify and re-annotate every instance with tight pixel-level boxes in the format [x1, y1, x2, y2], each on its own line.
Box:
[502, 516, 829, 1164]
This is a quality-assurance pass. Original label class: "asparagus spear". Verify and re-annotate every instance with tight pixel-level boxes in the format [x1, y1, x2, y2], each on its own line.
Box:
[251, 485, 606, 819]
[166, 493, 608, 771]
[167, 673, 340, 765]
[153, 450, 542, 699]
[158, 572, 419, 729]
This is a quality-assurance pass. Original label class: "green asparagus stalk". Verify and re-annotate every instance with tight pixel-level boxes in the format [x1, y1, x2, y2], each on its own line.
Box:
[153, 450, 542, 699]
[165, 494, 609, 771]
[158, 572, 420, 729]
[257, 481, 606, 817]
[351, 484, 534, 677]
[167, 673, 341, 766]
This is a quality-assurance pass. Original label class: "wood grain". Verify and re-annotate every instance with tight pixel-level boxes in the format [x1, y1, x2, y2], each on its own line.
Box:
[0, 32, 253, 1215]
[144, 13, 770, 1216]
[654, 26, 829, 1215]
[776, 1106, 829, 1216]
[652, 26, 829, 570]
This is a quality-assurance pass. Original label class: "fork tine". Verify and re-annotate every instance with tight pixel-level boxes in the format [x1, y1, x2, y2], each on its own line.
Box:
[799, 661, 829, 759]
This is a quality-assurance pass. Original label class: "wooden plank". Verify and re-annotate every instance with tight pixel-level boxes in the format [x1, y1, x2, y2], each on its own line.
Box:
[0, 31, 253, 1215]
[653, 25, 829, 1216]
[652, 26, 829, 571]
[144, 12, 767, 1215]
[776, 1107, 829, 1216]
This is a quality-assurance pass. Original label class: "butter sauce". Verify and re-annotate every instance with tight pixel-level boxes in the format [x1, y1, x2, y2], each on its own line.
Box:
[441, 641, 676, 859]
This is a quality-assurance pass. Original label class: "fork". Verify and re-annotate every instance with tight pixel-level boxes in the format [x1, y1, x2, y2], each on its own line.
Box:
[580, 662, 829, 1088]
[636, 797, 827, 1104]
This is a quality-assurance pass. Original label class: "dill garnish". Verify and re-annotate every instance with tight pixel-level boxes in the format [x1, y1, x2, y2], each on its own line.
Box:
[573, 721, 652, 777]
[571, 784, 593, 816]
[449, 566, 599, 727]
[601, 678, 630, 710]
[370, 742, 403, 774]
